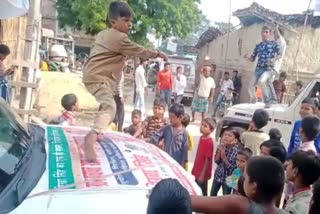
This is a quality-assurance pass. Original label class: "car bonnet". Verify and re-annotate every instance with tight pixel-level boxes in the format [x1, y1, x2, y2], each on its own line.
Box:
[11, 125, 201, 213]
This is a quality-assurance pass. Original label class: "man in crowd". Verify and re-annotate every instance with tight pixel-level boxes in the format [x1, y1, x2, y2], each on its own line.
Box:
[245, 26, 280, 108]
[232, 70, 242, 104]
[273, 72, 287, 103]
[273, 25, 287, 75]
[157, 62, 173, 110]
[135, 58, 149, 118]
[213, 71, 234, 117]
[191, 65, 215, 122]
[173, 66, 187, 104]
[113, 72, 125, 131]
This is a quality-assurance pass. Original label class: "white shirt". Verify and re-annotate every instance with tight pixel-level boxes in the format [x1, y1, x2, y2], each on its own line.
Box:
[135, 65, 148, 93]
[173, 74, 187, 96]
[274, 35, 287, 73]
[197, 74, 215, 98]
[220, 79, 234, 98]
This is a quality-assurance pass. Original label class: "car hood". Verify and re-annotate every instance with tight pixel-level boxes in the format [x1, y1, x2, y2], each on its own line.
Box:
[12, 188, 150, 214]
[11, 125, 201, 213]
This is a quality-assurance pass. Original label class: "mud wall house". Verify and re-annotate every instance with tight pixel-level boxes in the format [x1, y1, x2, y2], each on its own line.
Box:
[41, 0, 94, 53]
[196, 2, 320, 103]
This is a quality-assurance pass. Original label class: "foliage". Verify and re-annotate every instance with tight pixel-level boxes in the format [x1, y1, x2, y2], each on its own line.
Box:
[56, 0, 201, 44]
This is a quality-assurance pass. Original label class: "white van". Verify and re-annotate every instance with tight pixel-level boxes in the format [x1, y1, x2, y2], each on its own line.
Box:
[215, 75, 320, 148]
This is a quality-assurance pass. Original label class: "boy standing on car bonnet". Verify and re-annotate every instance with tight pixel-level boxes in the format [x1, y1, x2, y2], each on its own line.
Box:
[82, 1, 167, 162]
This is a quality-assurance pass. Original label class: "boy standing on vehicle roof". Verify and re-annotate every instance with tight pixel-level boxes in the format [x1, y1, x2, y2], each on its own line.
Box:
[245, 26, 280, 108]
[82, 1, 167, 162]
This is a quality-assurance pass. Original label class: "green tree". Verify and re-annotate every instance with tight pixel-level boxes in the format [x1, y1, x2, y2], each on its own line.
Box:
[56, 0, 201, 44]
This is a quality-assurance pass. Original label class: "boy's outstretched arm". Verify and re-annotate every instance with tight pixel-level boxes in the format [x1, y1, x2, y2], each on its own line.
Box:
[191, 195, 249, 214]
[120, 35, 167, 60]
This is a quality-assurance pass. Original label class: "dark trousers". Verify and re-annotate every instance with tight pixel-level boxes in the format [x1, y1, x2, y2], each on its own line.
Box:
[196, 180, 208, 196]
[133, 84, 136, 104]
[113, 95, 125, 131]
[175, 95, 183, 104]
[210, 180, 231, 196]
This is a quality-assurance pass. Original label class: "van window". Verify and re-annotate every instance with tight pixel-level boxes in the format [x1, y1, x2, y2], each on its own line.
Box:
[0, 103, 29, 192]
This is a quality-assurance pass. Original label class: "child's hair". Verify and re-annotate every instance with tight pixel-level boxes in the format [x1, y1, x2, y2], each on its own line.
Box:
[238, 148, 253, 160]
[203, 118, 216, 132]
[252, 109, 269, 129]
[61, 94, 78, 111]
[223, 127, 240, 141]
[302, 97, 319, 109]
[153, 98, 166, 109]
[237, 176, 246, 197]
[224, 71, 230, 75]
[269, 146, 287, 164]
[164, 62, 171, 67]
[147, 178, 191, 214]
[181, 113, 190, 128]
[260, 139, 287, 163]
[269, 128, 282, 141]
[262, 25, 272, 32]
[301, 116, 320, 141]
[139, 58, 148, 64]
[108, 1, 132, 21]
[132, 109, 142, 117]
[169, 103, 185, 118]
[260, 140, 282, 150]
[246, 156, 285, 202]
[0, 44, 10, 55]
[289, 151, 320, 186]
[279, 72, 287, 78]
[296, 80, 303, 89]
[310, 178, 320, 214]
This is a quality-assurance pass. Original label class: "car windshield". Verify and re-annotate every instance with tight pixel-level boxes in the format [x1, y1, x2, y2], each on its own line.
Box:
[0, 101, 30, 191]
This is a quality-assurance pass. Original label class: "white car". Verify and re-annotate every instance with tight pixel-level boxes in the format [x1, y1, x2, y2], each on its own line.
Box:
[215, 76, 320, 148]
[0, 99, 201, 214]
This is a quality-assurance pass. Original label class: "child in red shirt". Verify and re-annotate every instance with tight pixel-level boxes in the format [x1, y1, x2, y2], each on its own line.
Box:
[192, 118, 215, 196]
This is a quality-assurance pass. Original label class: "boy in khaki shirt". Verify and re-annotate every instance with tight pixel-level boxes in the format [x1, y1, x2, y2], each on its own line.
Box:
[240, 109, 269, 156]
[83, 1, 167, 162]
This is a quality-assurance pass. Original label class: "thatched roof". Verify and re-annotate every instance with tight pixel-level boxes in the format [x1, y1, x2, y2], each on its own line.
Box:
[233, 2, 320, 28]
[195, 27, 222, 49]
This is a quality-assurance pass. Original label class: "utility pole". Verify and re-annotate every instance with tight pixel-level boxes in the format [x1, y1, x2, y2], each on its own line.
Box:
[19, 0, 42, 121]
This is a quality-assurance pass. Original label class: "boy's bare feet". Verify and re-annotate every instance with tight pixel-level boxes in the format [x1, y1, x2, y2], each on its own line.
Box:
[84, 131, 98, 162]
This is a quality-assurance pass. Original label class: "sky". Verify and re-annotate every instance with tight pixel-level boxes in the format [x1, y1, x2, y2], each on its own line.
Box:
[199, 0, 312, 25]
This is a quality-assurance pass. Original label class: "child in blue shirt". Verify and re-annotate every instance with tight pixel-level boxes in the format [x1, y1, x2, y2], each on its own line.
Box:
[150, 103, 188, 166]
[226, 148, 252, 194]
[287, 98, 320, 157]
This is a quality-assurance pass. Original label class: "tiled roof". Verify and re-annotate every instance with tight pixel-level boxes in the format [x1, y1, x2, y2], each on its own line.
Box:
[233, 2, 320, 28]
[195, 27, 222, 48]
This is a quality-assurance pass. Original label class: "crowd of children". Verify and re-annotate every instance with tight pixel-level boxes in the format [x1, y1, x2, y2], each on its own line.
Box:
[146, 96, 320, 214]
